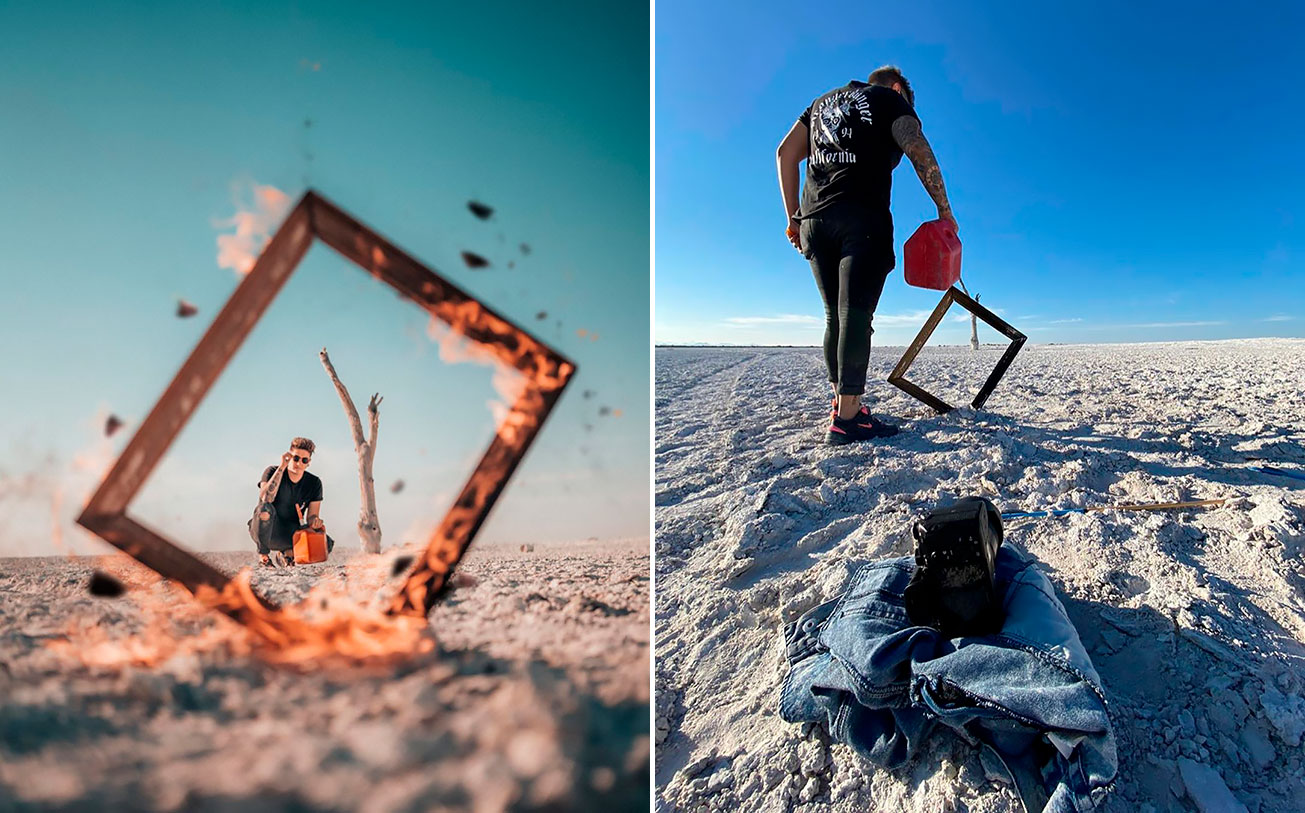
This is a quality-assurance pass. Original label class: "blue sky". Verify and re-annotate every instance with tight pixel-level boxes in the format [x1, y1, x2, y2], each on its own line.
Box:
[0, 0, 649, 555]
[655, 0, 1305, 346]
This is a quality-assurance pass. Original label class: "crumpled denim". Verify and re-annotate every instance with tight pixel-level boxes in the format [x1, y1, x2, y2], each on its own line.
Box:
[779, 545, 1116, 812]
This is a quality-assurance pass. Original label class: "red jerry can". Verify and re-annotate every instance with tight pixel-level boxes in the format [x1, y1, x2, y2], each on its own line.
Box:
[293, 529, 329, 564]
[903, 220, 962, 290]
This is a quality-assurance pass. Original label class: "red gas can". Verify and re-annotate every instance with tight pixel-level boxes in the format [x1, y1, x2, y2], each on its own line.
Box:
[903, 220, 962, 290]
[293, 529, 329, 564]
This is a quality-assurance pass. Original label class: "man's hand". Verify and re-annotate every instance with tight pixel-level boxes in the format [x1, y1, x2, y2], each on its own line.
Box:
[785, 218, 802, 252]
[937, 207, 959, 235]
[309, 516, 325, 531]
[280, 452, 292, 467]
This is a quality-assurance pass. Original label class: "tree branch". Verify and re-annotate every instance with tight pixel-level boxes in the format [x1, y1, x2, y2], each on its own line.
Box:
[320, 347, 384, 553]
[320, 348, 366, 449]
[367, 392, 382, 455]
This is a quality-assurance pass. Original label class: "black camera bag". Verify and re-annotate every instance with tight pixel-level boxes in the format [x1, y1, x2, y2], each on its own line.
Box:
[903, 496, 1004, 638]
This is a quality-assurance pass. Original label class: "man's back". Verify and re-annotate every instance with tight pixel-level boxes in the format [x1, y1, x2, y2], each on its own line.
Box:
[797, 81, 918, 219]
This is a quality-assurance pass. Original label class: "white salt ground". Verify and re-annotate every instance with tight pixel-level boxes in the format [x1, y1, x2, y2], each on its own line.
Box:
[0, 539, 649, 811]
[655, 340, 1305, 813]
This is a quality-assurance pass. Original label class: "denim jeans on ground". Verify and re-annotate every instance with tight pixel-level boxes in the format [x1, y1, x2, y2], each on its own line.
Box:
[779, 545, 1117, 813]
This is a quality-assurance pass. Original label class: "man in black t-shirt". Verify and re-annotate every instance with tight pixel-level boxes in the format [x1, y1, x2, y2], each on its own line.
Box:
[248, 436, 328, 567]
[776, 65, 959, 446]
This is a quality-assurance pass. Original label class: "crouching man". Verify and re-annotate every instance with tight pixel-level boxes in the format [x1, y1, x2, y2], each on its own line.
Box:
[248, 436, 332, 567]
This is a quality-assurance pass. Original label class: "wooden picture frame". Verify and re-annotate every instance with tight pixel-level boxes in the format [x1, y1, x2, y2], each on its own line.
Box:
[887, 286, 1025, 414]
[77, 190, 576, 620]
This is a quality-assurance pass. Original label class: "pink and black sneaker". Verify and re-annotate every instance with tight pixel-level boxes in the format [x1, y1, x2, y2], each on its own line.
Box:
[829, 396, 871, 420]
[827, 411, 899, 445]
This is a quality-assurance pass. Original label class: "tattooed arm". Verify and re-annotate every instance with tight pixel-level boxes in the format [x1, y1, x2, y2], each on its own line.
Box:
[259, 454, 291, 503]
[891, 116, 958, 232]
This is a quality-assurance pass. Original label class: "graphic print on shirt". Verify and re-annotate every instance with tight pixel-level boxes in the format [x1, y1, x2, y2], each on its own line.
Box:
[811, 86, 874, 165]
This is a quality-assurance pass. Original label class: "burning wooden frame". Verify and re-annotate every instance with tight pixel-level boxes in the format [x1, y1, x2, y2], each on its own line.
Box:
[887, 286, 1025, 414]
[77, 190, 575, 621]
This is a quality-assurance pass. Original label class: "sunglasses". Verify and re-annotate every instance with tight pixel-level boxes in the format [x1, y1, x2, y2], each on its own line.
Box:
[291, 454, 311, 464]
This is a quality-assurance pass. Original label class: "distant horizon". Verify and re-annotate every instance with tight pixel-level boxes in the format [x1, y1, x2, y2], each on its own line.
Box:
[0, 533, 653, 561]
[655, 335, 1305, 348]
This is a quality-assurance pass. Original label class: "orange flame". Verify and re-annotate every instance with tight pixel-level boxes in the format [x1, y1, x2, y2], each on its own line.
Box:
[383, 291, 573, 616]
[49, 561, 435, 671]
[197, 569, 434, 666]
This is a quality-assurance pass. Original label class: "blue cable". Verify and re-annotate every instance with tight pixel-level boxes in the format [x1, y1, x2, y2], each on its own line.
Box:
[1248, 465, 1305, 482]
[1000, 508, 1088, 520]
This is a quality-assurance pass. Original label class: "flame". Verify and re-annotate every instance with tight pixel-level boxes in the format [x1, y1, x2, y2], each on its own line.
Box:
[195, 570, 434, 666]
[49, 559, 435, 671]
[215, 182, 292, 276]
[384, 292, 573, 617]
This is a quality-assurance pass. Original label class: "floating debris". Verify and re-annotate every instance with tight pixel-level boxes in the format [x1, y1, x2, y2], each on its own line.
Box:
[461, 251, 490, 269]
[508, 261, 515, 269]
[467, 201, 493, 220]
[88, 571, 126, 598]
[535, 310, 548, 321]
[176, 300, 198, 318]
[390, 479, 405, 494]
[582, 389, 595, 399]
[519, 242, 531, 255]
[599, 406, 612, 416]
[577, 329, 589, 338]
[105, 415, 124, 437]
[391, 556, 415, 578]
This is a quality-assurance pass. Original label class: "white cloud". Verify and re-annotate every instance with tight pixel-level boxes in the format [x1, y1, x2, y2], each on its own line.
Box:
[872, 310, 939, 326]
[1262, 315, 1294, 322]
[1121, 320, 1227, 329]
[724, 314, 822, 327]
[1047, 318, 1084, 324]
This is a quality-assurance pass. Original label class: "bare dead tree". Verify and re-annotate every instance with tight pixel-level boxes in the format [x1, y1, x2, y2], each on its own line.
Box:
[970, 294, 981, 351]
[319, 348, 383, 554]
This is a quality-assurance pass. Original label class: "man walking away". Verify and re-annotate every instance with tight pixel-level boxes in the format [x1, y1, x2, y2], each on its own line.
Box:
[776, 65, 958, 445]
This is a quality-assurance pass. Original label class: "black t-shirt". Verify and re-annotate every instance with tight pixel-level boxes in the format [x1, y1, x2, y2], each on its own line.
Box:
[797, 81, 919, 219]
[259, 466, 323, 544]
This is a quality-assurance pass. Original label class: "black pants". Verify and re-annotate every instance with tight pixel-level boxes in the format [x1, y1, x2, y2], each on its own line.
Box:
[249, 504, 336, 556]
[248, 502, 285, 555]
[800, 205, 894, 396]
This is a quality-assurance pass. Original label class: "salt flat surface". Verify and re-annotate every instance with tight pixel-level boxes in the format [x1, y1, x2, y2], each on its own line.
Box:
[655, 341, 1305, 812]
[0, 542, 649, 811]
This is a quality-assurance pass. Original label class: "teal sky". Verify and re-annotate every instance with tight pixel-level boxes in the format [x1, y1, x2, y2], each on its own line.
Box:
[0, 1, 649, 555]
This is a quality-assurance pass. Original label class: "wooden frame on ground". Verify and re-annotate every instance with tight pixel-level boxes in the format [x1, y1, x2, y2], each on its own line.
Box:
[887, 286, 1025, 414]
[77, 190, 575, 620]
